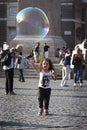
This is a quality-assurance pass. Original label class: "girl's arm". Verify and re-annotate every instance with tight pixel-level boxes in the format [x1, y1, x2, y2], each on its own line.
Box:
[29, 58, 40, 73]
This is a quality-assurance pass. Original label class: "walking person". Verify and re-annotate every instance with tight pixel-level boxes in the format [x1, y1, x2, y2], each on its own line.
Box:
[44, 43, 50, 58]
[61, 48, 71, 87]
[30, 58, 57, 116]
[33, 42, 40, 63]
[71, 45, 79, 69]
[72, 48, 86, 87]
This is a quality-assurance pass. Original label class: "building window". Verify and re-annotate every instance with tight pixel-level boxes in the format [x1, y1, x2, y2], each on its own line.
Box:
[9, 7, 17, 16]
[76, 9, 81, 18]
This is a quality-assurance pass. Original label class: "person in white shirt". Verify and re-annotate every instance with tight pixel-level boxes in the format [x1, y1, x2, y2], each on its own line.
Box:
[61, 49, 71, 87]
[30, 58, 57, 116]
[15, 52, 28, 82]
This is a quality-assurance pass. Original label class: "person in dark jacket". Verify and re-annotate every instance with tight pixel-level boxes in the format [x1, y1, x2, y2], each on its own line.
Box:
[33, 42, 40, 63]
[72, 48, 86, 87]
[44, 43, 50, 58]
[3, 48, 16, 95]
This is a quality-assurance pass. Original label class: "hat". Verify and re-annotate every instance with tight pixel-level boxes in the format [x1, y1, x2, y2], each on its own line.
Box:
[3, 43, 9, 51]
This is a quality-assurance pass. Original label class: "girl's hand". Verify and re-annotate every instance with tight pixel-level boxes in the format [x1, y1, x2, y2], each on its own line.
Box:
[29, 57, 40, 72]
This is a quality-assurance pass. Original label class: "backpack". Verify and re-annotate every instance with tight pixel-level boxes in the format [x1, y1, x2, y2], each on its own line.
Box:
[0, 50, 11, 66]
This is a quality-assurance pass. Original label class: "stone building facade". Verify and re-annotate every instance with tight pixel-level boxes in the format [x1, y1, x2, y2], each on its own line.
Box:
[61, 0, 87, 47]
[0, 0, 7, 46]
[0, 0, 17, 47]
[0, 0, 87, 49]
[15, 0, 87, 53]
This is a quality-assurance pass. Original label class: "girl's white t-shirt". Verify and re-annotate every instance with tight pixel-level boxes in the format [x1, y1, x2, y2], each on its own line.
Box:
[38, 70, 52, 89]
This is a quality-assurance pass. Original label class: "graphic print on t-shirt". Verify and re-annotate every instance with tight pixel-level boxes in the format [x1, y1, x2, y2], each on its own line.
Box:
[42, 76, 50, 87]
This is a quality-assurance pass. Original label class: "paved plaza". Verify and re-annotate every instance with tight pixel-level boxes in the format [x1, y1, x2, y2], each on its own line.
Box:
[0, 78, 87, 130]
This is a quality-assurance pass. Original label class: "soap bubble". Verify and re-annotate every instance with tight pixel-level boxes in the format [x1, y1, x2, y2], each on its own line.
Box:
[16, 7, 49, 43]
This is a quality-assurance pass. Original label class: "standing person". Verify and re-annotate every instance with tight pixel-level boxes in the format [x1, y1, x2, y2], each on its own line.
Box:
[61, 49, 71, 87]
[15, 44, 23, 54]
[27, 49, 34, 59]
[59, 47, 66, 62]
[15, 52, 28, 82]
[30, 58, 57, 116]
[3, 48, 16, 95]
[44, 43, 50, 58]
[72, 48, 85, 87]
[33, 42, 40, 63]
[71, 45, 79, 69]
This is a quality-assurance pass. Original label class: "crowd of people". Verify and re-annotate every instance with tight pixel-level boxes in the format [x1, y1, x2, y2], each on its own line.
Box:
[28, 42, 50, 63]
[0, 42, 50, 94]
[0, 41, 87, 116]
[58, 45, 87, 87]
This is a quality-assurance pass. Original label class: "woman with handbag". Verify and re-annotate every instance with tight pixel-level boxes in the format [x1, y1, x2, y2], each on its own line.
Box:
[72, 48, 86, 87]
[61, 49, 71, 87]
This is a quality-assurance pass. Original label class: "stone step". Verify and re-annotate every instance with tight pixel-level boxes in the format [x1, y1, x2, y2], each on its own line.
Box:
[0, 63, 62, 79]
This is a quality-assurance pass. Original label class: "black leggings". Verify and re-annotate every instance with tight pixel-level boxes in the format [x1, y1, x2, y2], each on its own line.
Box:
[38, 87, 51, 110]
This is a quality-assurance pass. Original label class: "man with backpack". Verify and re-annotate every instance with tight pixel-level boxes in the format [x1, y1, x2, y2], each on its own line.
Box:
[1, 43, 23, 95]
[2, 44, 16, 95]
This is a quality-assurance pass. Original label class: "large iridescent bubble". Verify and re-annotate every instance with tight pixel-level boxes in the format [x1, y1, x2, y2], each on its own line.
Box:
[16, 7, 50, 43]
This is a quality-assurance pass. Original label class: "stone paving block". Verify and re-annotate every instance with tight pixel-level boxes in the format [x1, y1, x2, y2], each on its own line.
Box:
[0, 78, 87, 130]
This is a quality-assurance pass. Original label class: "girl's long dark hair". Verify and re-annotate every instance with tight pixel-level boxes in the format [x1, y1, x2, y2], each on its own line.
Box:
[39, 58, 54, 71]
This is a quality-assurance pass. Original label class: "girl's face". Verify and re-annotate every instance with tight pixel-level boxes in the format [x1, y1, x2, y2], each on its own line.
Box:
[42, 60, 49, 71]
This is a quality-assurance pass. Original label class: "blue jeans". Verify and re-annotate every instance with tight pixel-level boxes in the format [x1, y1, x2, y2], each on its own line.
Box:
[19, 69, 24, 81]
[74, 65, 83, 84]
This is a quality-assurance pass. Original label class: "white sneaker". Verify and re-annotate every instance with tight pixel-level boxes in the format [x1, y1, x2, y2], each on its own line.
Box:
[74, 83, 76, 87]
[38, 108, 43, 116]
[80, 83, 83, 87]
[61, 84, 64, 87]
[44, 109, 49, 115]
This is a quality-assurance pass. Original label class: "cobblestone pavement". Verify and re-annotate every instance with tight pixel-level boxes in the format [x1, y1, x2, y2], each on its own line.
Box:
[0, 78, 87, 130]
